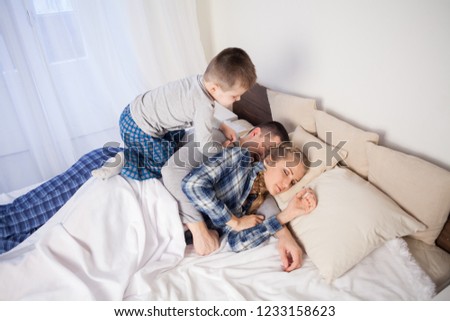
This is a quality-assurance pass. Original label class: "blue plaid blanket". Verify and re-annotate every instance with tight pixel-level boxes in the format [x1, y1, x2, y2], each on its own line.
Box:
[0, 146, 122, 254]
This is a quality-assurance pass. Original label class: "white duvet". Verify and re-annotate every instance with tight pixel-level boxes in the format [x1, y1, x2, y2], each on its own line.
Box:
[0, 176, 435, 300]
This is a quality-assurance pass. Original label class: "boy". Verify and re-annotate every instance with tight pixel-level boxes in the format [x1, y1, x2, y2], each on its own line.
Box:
[118, 47, 256, 180]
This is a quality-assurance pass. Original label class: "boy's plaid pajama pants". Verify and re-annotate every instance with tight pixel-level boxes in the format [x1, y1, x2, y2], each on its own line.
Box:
[119, 105, 184, 181]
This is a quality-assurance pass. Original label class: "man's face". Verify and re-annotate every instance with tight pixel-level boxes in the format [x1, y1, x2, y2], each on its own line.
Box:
[241, 129, 282, 160]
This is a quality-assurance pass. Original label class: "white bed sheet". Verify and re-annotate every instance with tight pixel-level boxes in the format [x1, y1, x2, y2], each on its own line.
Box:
[0, 176, 435, 300]
[130, 237, 435, 301]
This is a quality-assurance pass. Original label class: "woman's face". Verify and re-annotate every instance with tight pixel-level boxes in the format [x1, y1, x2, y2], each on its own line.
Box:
[263, 157, 306, 196]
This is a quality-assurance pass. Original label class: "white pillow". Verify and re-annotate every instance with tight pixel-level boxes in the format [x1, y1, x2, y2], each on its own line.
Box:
[315, 110, 379, 178]
[274, 125, 347, 210]
[255, 195, 280, 219]
[226, 119, 254, 137]
[366, 142, 450, 245]
[267, 89, 317, 134]
[289, 167, 425, 283]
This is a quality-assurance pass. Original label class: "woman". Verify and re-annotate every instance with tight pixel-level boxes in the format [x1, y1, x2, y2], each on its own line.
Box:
[182, 144, 317, 253]
[1, 144, 316, 269]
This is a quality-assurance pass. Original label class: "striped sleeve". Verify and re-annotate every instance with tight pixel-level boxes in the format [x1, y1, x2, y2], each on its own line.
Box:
[226, 216, 283, 252]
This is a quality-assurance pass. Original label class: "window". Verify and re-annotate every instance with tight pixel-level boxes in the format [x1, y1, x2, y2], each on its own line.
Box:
[32, 0, 86, 64]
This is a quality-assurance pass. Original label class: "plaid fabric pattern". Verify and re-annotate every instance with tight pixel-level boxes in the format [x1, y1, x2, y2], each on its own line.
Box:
[182, 147, 283, 252]
[0, 147, 122, 254]
[119, 105, 184, 180]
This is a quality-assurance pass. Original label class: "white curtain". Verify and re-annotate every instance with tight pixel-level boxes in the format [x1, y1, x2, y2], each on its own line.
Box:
[0, 0, 207, 193]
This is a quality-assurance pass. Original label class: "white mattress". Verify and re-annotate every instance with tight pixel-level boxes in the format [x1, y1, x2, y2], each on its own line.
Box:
[0, 176, 435, 300]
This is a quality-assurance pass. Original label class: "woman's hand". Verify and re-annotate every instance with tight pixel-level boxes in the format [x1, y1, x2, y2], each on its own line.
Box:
[286, 188, 317, 216]
[227, 214, 265, 231]
[277, 188, 317, 225]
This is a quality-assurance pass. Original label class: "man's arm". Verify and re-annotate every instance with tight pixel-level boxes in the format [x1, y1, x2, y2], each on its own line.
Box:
[275, 227, 304, 272]
[162, 142, 220, 256]
[186, 221, 220, 256]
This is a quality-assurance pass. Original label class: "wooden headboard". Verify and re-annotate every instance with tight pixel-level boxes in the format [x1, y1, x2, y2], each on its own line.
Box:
[232, 83, 273, 125]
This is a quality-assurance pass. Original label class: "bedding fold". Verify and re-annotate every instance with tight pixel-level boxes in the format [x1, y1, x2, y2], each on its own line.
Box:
[0, 177, 435, 300]
[0, 177, 186, 300]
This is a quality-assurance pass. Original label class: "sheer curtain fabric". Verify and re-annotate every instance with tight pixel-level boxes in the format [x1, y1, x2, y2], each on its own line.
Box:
[0, 0, 206, 193]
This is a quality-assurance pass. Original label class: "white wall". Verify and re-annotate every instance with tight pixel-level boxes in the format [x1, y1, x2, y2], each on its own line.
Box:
[197, 0, 450, 170]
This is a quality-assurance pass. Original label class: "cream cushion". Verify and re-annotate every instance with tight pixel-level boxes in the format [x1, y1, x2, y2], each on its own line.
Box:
[404, 236, 450, 293]
[289, 167, 425, 283]
[366, 143, 450, 245]
[274, 125, 347, 210]
[227, 119, 254, 137]
[315, 110, 379, 178]
[267, 89, 317, 134]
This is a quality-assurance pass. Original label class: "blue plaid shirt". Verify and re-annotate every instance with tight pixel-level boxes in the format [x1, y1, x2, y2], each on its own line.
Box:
[182, 147, 283, 252]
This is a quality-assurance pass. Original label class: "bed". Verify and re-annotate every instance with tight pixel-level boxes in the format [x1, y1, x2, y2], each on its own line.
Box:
[1, 84, 449, 300]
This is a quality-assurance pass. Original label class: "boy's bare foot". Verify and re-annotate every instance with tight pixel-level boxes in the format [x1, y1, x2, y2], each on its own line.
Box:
[91, 151, 124, 180]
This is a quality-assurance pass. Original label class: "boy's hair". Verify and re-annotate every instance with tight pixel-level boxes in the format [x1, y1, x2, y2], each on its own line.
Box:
[258, 121, 290, 144]
[204, 47, 257, 90]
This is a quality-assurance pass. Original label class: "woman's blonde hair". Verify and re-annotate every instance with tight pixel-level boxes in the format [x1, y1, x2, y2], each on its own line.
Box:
[247, 145, 307, 214]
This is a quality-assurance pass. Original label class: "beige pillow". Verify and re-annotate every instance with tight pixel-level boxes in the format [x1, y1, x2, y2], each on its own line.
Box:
[289, 167, 425, 283]
[227, 119, 254, 137]
[405, 236, 450, 293]
[274, 125, 347, 209]
[267, 89, 317, 134]
[366, 142, 450, 245]
[315, 110, 379, 178]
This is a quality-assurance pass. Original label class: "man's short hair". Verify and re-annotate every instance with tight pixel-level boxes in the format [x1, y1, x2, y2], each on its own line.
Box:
[258, 121, 290, 143]
[204, 47, 257, 90]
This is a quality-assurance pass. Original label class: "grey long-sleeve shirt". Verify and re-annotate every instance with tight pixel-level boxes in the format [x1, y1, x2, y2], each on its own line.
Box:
[130, 75, 219, 152]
